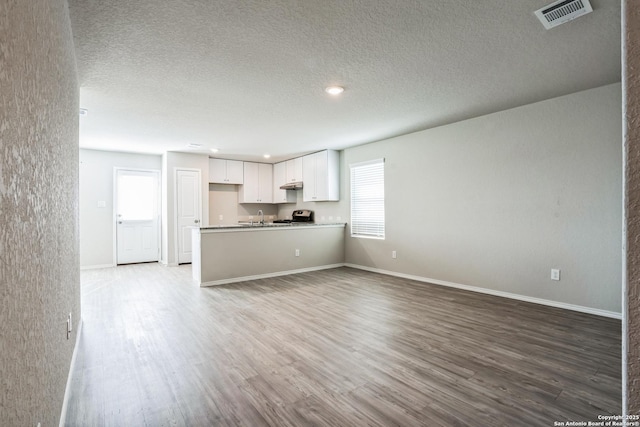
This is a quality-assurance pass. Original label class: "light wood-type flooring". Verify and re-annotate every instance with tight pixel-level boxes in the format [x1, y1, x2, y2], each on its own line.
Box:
[65, 263, 621, 426]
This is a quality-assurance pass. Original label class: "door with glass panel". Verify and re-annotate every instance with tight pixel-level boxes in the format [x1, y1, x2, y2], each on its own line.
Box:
[115, 169, 160, 264]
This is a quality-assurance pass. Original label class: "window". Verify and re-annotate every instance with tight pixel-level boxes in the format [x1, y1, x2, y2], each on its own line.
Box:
[350, 158, 385, 238]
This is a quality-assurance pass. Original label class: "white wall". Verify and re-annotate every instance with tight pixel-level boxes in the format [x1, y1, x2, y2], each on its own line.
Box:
[79, 149, 162, 268]
[162, 152, 210, 265]
[343, 83, 622, 314]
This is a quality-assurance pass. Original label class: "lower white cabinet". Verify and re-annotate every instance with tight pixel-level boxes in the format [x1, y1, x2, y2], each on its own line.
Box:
[302, 150, 339, 202]
[239, 162, 273, 203]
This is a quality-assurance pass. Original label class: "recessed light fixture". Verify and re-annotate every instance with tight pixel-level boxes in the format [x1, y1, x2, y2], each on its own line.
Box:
[187, 143, 202, 149]
[79, 108, 88, 116]
[210, 148, 219, 153]
[263, 154, 271, 159]
[325, 86, 344, 96]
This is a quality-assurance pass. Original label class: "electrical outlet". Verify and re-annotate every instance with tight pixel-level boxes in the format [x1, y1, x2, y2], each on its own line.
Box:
[551, 269, 561, 281]
[295, 249, 300, 257]
[392, 250, 397, 259]
[218, 214, 223, 221]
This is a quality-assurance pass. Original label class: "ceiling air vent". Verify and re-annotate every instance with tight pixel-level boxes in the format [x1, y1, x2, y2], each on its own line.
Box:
[534, 0, 593, 30]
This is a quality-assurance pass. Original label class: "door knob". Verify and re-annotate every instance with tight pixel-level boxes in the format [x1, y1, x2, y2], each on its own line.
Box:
[118, 221, 122, 224]
[194, 219, 200, 224]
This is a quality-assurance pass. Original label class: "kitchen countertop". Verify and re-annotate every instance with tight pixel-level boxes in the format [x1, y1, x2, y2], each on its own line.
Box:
[197, 223, 346, 233]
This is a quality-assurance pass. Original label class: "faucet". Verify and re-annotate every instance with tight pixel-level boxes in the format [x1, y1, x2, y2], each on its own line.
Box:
[257, 209, 264, 225]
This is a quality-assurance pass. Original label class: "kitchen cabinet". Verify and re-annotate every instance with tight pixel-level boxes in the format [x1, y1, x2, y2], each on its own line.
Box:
[273, 162, 296, 203]
[239, 162, 273, 203]
[302, 150, 339, 202]
[285, 157, 303, 183]
[209, 158, 244, 184]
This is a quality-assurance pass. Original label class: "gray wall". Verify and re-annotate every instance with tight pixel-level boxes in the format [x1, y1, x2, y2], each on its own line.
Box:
[343, 83, 622, 314]
[162, 152, 211, 265]
[209, 183, 278, 225]
[196, 226, 345, 284]
[79, 149, 162, 268]
[0, 1, 80, 425]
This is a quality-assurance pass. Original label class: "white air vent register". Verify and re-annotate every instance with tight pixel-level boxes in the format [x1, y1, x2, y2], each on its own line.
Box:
[535, 0, 593, 30]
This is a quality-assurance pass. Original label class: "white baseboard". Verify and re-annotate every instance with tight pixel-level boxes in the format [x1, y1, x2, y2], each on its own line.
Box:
[344, 264, 622, 320]
[80, 263, 115, 270]
[199, 263, 346, 287]
[59, 318, 83, 427]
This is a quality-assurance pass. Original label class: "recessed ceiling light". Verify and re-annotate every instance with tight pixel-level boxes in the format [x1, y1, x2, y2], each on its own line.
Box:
[210, 148, 219, 153]
[187, 143, 202, 149]
[263, 154, 271, 159]
[325, 86, 344, 95]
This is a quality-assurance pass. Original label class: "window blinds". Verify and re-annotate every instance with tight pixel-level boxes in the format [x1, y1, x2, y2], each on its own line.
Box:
[350, 159, 385, 238]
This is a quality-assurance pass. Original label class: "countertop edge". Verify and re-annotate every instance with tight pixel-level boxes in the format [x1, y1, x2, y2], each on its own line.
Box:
[196, 223, 347, 234]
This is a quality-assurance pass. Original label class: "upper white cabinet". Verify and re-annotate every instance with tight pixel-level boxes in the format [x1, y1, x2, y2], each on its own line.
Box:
[285, 157, 303, 183]
[302, 150, 339, 202]
[209, 159, 244, 184]
[239, 162, 273, 203]
[273, 162, 296, 203]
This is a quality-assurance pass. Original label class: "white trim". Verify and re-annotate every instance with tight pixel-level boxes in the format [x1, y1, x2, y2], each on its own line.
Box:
[59, 318, 83, 427]
[198, 263, 345, 287]
[344, 263, 622, 320]
[80, 263, 115, 270]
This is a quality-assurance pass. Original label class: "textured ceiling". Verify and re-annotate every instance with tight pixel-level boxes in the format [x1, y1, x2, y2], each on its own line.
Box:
[69, 0, 621, 162]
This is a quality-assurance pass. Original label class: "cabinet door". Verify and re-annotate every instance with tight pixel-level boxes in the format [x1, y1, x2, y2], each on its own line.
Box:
[274, 162, 287, 188]
[315, 152, 329, 200]
[209, 158, 227, 183]
[286, 157, 303, 183]
[302, 153, 317, 202]
[273, 162, 289, 203]
[226, 160, 244, 184]
[258, 163, 273, 203]
[239, 162, 260, 203]
[302, 150, 339, 202]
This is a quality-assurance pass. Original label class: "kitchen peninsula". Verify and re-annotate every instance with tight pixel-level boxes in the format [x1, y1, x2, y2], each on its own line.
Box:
[192, 223, 346, 286]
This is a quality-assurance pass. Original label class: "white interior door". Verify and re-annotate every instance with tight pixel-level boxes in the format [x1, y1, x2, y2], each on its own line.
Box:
[176, 169, 201, 264]
[116, 169, 160, 265]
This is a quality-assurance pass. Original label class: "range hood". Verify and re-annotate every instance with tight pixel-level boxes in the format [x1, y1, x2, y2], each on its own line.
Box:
[280, 181, 303, 190]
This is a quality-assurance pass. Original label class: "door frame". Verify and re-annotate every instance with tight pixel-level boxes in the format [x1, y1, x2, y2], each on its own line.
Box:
[173, 167, 202, 265]
[113, 167, 162, 266]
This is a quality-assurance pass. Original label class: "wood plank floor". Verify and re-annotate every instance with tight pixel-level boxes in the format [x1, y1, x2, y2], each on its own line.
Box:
[65, 264, 621, 426]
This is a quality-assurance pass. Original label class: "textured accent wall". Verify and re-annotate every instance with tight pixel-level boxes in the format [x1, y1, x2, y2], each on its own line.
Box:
[0, 1, 80, 425]
[624, 0, 640, 416]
